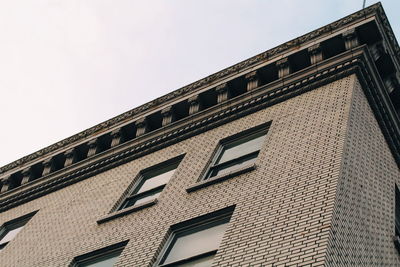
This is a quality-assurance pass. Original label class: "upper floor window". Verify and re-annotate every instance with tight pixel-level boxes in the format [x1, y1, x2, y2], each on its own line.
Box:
[118, 157, 182, 211]
[154, 207, 234, 266]
[71, 241, 127, 267]
[0, 211, 37, 250]
[394, 185, 400, 253]
[396, 185, 400, 235]
[204, 124, 268, 179]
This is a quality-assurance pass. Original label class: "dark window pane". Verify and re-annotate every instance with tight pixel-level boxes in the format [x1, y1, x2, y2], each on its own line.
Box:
[396, 186, 400, 234]
[163, 222, 228, 265]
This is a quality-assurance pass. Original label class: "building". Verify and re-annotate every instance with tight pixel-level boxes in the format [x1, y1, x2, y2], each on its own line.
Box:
[0, 3, 399, 266]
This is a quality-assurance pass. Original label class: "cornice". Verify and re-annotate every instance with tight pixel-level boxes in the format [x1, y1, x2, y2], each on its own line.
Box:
[2, 45, 400, 212]
[375, 6, 400, 61]
[0, 3, 392, 175]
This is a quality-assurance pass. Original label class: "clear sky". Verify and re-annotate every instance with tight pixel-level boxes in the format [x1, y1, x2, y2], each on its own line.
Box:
[0, 0, 399, 167]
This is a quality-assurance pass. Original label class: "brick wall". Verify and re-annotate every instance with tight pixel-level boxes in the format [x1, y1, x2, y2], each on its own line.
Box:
[325, 77, 400, 266]
[0, 75, 358, 266]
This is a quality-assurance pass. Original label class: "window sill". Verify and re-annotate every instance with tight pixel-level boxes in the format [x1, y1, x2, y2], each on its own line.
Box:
[97, 199, 157, 224]
[186, 163, 256, 193]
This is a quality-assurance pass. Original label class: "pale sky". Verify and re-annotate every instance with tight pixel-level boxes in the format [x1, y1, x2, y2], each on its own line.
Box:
[0, 0, 399, 167]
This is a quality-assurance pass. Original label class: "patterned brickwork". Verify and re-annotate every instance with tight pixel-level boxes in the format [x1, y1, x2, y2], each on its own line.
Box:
[0, 76, 355, 267]
[325, 78, 400, 266]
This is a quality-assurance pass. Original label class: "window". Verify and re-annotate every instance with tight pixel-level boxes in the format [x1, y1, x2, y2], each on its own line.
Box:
[71, 241, 127, 267]
[396, 185, 400, 235]
[118, 158, 181, 210]
[205, 125, 268, 179]
[155, 207, 234, 267]
[394, 185, 400, 252]
[0, 211, 36, 250]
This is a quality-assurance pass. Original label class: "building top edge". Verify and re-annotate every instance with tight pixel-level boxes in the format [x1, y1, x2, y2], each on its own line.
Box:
[0, 2, 397, 174]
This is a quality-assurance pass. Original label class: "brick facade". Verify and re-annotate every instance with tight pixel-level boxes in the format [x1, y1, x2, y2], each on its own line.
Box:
[0, 75, 370, 267]
[325, 78, 400, 266]
[0, 4, 399, 266]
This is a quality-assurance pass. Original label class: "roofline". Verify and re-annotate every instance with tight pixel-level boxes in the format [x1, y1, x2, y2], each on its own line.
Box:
[1, 2, 397, 174]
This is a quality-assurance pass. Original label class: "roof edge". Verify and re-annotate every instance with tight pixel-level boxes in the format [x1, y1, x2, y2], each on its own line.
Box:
[1, 2, 393, 174]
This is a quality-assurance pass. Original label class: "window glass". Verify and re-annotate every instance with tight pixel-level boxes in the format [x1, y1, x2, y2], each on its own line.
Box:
[79, 253, 119, 267]
[0, 212, 36, 250]
[0, 226, 24, 245]
[217, 133, 265, 164]
[118, 159, 181, 211]
[212, 156, 257, 177]
[137, 168, 176, 194]
[74, 243, 127, 267]
[157, 208, 234, 267]
[205, 127, 268, 179]
[163, 222, 228, 265]
[126, 191, 161, 208]
[396, 186, 400, 234]
[174, 254, 215, 267]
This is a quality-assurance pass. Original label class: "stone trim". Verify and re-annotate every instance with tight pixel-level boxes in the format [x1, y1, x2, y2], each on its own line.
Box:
[97, 199, 157, 224]
[42, 158, 54, 176]
[21, 167, 33, 185]
[188, 95, 201, 115]
[215, 83, 230, 103]
[161, 107, 175, 127]
[87, 139, 99, 157]
[1, 46, 399, 212]
[135, 118, 148, 137]
[245, 71, 260, 91]
[308, 44, 324, 65]
[64, 149, 77, 167]
[276, 58, 291, 78]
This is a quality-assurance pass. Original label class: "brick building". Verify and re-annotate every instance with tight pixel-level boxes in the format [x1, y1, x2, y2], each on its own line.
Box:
[0, 3, 399, 267]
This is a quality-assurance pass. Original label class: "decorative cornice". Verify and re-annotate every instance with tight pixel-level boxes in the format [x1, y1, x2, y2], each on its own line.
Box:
[375, 6, 400, 62]
[0, 3, 396, 177]
[2, 45, 399, 212]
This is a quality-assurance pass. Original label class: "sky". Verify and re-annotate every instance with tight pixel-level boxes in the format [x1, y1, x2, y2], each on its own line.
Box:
[0, 0, 399, 167]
